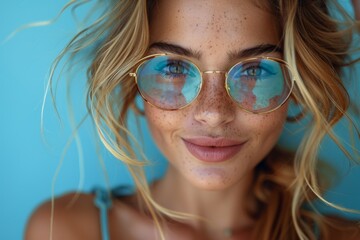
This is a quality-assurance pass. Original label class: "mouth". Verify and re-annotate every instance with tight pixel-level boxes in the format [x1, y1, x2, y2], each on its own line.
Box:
[182, 137, 246, 163]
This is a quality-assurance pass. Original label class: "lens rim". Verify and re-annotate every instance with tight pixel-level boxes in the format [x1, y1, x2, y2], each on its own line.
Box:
[131, 53, 203, 110]
[130, 54, 295, 113]
[225, 56, 295, 114]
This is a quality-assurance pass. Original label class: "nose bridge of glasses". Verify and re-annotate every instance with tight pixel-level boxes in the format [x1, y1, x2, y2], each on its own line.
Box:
[200, 70, 228, 92]
[202, 70, 227, 75]
[198, 70, 231, 104]
[201, 70, 228, 83]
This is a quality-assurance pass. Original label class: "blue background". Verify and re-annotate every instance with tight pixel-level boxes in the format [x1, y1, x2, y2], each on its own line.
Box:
[0, 1, 359, 239]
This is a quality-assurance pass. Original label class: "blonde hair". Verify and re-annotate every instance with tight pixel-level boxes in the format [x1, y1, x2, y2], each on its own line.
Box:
[49, 0, 360, 239]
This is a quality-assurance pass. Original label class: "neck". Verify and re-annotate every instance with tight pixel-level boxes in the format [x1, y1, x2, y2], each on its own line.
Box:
[151, 165, 256, 237]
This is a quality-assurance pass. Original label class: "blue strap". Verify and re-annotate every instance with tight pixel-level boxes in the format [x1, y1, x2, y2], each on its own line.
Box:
[93, 187, 112, 240]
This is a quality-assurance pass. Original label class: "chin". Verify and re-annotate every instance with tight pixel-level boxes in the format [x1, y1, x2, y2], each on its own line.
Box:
[186, 167, 242, 191]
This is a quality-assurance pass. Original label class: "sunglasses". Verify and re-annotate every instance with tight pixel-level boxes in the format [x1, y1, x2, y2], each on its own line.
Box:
[129, 53, 295, 113]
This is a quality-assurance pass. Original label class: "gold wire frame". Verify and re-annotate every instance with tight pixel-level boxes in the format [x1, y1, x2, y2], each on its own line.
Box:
[129, 53, 296, 114]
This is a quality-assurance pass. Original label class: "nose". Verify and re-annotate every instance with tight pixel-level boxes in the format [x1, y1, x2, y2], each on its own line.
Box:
[193, 73, 236, 127]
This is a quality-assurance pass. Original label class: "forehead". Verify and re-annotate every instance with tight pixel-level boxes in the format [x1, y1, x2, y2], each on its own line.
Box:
[149, 0, 280, 59]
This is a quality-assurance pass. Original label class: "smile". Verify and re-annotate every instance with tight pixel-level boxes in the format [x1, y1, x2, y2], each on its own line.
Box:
[182, 137, 246, 163]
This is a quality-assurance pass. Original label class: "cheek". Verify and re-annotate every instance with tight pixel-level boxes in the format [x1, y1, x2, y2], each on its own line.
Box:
[144, 104, 190, 145]
[247, 105, 288, 148]
[145, 105, 185, 130]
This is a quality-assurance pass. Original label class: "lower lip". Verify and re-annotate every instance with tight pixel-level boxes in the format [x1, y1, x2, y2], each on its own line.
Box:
[183, 140, 244, 163]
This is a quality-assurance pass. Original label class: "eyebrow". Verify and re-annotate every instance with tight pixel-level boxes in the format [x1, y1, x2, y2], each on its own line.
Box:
[228, 44, 283, 59]
[148, 42, 283, 60]
[149, 42, 201, 59]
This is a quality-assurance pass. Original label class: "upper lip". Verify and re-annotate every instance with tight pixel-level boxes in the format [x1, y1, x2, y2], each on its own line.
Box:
[182, 137, 245, 147]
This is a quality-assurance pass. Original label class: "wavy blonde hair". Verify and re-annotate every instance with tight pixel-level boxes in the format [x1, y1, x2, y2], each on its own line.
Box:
[49, 0, 360, 239]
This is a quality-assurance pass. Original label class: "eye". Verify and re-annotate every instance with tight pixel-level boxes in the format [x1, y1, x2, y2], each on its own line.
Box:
[244, 66, 263, 77]
[238, 61, 276, 79]
[155, 59, 198, 80]
[163, 60, 189, 76]
[168, 61, 186, 74]
[241, 64, 269, 78]
[149, 56, 198, 81]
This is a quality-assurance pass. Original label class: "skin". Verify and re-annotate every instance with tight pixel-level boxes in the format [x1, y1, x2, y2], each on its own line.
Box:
[145, 0, 287, 238]
[147, 0, 286, 189]
[25, 1, 360, 240]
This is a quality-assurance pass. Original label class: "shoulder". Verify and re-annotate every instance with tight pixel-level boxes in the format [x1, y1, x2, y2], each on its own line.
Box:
[25, 191, 101, 240]
[323, 215, 360, 240]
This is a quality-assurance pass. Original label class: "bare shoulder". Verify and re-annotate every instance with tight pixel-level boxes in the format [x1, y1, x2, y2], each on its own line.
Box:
[25, 192, 101, 240]
[323, 215, 360, 240]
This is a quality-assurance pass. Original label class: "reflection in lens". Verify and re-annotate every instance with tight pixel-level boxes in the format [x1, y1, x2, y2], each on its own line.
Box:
[227, 59, 292, 113]
[252, 61, 284, 110]
[136, 56, 201, 110]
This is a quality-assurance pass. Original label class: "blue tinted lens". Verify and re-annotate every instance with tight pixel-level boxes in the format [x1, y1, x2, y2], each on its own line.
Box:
[136, 55, 201, 110]
[226, 58, 292, 113]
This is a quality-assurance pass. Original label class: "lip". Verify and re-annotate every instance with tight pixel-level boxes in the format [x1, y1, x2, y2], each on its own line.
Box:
[182, 137, 246, 163]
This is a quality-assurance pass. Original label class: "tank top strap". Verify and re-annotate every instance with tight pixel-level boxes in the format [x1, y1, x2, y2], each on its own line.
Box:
[93, 185, 136, 240]
[93, 187, 112, 240]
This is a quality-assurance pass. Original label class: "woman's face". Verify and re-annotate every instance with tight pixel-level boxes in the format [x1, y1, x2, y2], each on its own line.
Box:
[145, 0, 288, 190]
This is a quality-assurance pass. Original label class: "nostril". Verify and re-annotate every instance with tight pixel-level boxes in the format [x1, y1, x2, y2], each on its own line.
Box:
[193, 100, 236, 127]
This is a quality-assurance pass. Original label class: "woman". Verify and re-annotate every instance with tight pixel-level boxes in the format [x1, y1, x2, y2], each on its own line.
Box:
[25, 0, 360, 239]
